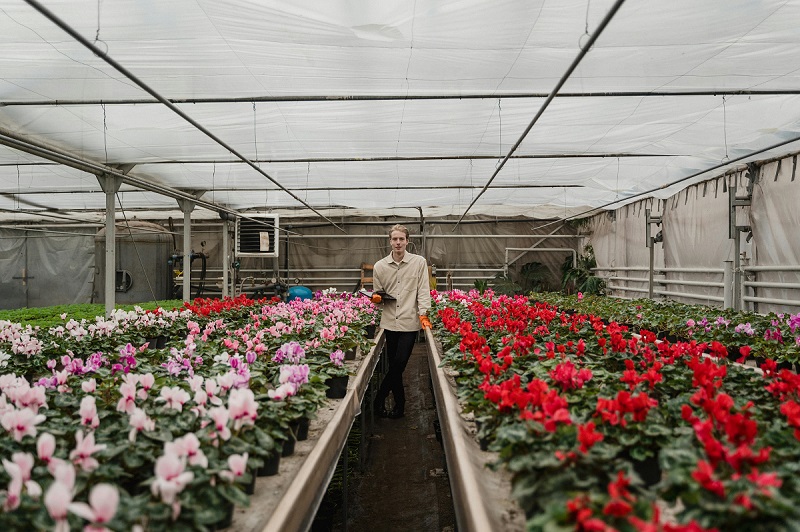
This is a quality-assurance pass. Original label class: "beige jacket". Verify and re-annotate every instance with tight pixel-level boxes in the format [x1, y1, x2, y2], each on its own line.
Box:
[373, 251, 432, 332]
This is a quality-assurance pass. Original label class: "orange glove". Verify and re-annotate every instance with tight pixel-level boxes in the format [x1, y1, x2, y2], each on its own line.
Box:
[370, 293, 382, 304]
[419, 315, 432, 330]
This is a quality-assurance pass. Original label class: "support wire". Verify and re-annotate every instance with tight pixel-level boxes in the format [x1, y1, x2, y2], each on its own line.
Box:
[454, 0, 627, 229]
[23, 0, 344, 233]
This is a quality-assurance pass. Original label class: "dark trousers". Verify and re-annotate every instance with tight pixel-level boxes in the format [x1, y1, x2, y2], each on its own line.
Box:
[375, 330, 417, 413]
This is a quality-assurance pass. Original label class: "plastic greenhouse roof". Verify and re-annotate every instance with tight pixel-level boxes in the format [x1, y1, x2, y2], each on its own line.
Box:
[2, 0, 800, 224]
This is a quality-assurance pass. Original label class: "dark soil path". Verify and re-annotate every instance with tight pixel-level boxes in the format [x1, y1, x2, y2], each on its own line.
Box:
[344, 339, 457, 532]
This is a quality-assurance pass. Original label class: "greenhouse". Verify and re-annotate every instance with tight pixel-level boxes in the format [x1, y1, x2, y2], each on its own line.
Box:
[2, 0, 800, 530]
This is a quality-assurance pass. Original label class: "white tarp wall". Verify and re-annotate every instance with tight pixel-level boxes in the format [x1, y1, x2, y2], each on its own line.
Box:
[587, 152, 800, 314]
[750, 158, 800, 314]
[0, 228, 94, 309]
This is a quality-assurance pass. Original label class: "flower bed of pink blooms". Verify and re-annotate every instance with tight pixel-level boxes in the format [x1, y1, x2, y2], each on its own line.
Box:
[0, 291, 377, 530]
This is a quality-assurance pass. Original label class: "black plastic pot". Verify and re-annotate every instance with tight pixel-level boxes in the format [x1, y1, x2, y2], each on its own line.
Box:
[325, 375, 349, 399]
[257, 453, 280, 476]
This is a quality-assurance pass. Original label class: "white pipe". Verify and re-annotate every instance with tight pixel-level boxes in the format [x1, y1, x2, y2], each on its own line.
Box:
[105, 188, 115, 318]
[743, 281, 800, 289]
[742, 296, 800, 307]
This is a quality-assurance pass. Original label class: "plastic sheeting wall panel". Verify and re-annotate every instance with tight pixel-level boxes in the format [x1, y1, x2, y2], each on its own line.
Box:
[0, 228, 94, 309]
[750, 160, 800, 314]
[94, 222, 173, 304]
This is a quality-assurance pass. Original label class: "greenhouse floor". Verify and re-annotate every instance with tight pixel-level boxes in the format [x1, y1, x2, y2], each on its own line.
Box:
[345, 340, 457, 532]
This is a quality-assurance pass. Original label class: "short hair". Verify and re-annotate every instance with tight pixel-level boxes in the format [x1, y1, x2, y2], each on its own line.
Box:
[389, 224, 409, 239]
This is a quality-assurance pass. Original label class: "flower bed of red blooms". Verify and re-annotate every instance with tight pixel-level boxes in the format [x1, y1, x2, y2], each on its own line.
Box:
[182, 294, 270, 316]
[431, 289, 800, 532]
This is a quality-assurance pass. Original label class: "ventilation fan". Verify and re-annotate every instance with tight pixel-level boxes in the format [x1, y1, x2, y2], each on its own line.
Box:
[235, 216, 279, 258]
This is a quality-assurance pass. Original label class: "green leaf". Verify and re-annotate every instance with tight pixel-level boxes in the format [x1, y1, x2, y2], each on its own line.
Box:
[218, 484, 251, 508]
[54, 393, 78, 409]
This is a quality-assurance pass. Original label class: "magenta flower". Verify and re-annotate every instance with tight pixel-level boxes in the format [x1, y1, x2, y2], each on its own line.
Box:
[69, 483, 118, 528]
[272, 341, 306, 364]
[330, 350, 345, 367]
[279, 364, 310, 385]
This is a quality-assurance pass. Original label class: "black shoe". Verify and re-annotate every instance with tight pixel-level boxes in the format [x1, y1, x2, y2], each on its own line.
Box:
[387, 409, 404, 419]
[373, 399, 389, 418]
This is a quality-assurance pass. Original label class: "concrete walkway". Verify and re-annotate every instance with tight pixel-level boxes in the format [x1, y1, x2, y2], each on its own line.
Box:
[345, 340, 456, 532]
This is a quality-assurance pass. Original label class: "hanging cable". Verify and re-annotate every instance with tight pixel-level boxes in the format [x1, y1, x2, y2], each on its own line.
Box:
[454, 0, 627, 229]
[497, 98, 502, 169]
[23, 0, 344, 232]
[252, 102, 259, 162]
[101, 102, 108, 164]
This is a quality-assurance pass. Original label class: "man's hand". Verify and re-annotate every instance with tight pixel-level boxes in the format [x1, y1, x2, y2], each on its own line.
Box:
[419, 315, 432, 330]
[370, 293, 382, 304]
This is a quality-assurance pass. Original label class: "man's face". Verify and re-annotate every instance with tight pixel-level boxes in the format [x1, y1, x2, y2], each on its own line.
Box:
[390, 230, 408, 255]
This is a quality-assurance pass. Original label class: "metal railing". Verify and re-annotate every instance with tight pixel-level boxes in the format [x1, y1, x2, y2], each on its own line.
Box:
[596, 265, 800, 310]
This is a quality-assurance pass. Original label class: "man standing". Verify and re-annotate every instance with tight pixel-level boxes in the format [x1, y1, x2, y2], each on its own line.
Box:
[371, 224, 432, 418]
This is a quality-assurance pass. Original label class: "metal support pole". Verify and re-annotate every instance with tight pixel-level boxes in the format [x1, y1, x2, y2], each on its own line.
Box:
[222, 220, 229, 298]
[177, 197, 198, 302]
[723, 259, 733, 309]
[649, 242, 655, 299]
[97, 175, 122, 317]
[733, 233, 742, 311]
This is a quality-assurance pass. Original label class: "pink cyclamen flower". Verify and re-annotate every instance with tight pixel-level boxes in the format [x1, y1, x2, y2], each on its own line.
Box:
[157, 386, 191, 412]
[268, 382, 298, 401]
[1, 407, 46, 442]
[128, 408, 155, 443]
[165, 433, 208, 468]
[69, 483, 118, 528]
[37, 432, 56, 464]
[329, 350, 345, 367]
[53, 461, 76, 491]
[81, 379, 97, 393]
[151, 453, 194, 504]
[1, 459, 22, 511]
[219, 452, 249, 483]
[228, 388, 259, 431]
[44, 481, 73, 532]
[208, 406, 232, 441]
[116, 381, 137, 414]
[79, 396, 100, 429]
[69, 430, 107, 472]
[577, 292, 584, 301]
[6, 452, 41, 498]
